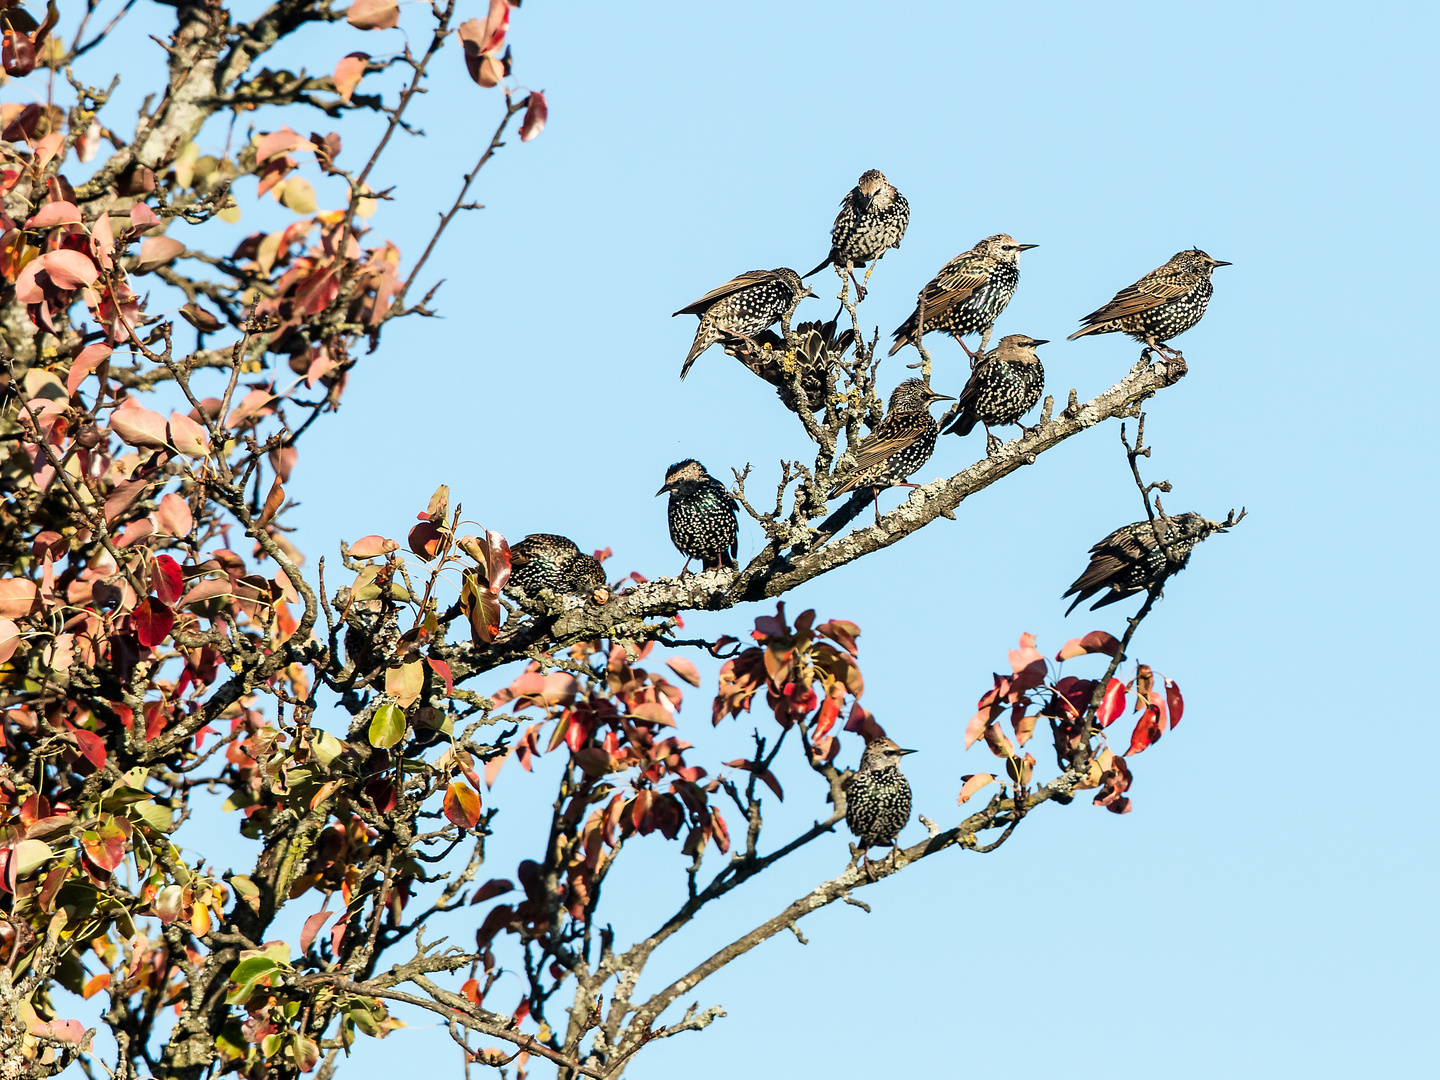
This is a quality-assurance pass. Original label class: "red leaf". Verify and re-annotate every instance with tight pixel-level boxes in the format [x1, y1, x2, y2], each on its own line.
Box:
[110, 405, 171, 449]
[408, 520, 445, 561]
[135, 236, 185, 274]
[665, 656, 701, 687]
[470, 878, 513, 905]
[25, 201, 82, 229]
[1165, 679, 1184, 729]
[152, 554, 183, 606]
[66, 343, 112, 396]
[1055, 630, 1122, 662]
[300, 910, 333, 953]
[333, 52, 368, 103]
[132, 598, 175, 648]
[43, 249, 99, 289]
[964, 705, 1001, 749]
[1096, 678, 1127, 728]
[958, 773, 995, 804]
[426, 656, 453, 697]
[346, 0, 399, 31]
[0, 579, 38, 619]
[1126, 705, 1164, 756]
[520, 91, 548, 142]
[444, 781, 481, 829]
[72, 728, 105, 770]
[629, 702, 676, 727]
[348, 535, 398, 559]
[80, 817, 129, 872]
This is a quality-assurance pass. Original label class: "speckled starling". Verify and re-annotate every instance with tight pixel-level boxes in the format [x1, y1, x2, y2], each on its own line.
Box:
[656, 459, 738, 573]
[506, 534, 607, 603]
[889, 234, 1037, 359]
[944, 334, 1048, 452]
[1063, 512, 1224, 613]
[675, 268, 811, 379]
[804, 170, 910, 299]
[1068, 249, 1230, 353]
[829, 378, 954, 499]
[728, 318, 855, 414]
[845, 737, 915, 864]
[560, 552, 607, 597]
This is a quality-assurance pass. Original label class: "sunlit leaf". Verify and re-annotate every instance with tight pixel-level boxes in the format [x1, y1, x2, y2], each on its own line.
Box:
[443, 781, 481, 829]
[958, 773, 995, 804]
[368, 702, 405, 748]
[520, 91, 548, 141]
[333, 52, 369, 103]
[346, 0, 399, 31]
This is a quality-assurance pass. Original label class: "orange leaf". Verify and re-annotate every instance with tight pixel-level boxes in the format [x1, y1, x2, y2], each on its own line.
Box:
[346, 0, 399, 30]
[444, 781, 481, 829]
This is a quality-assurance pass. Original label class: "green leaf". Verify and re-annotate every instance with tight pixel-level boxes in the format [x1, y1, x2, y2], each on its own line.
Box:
[312, 730, 345, 768]
[128, 800, 174, 833]
[368, 703, 406, 749]
[226, 956, 282, 1005]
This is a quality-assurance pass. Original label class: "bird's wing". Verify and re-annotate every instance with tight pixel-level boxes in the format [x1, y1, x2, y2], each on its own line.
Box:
[912, 258, 990, 323]
[1078, 270, 1197, 325]
[673, 270, 774, 317]
[943, 362, 987, 435]
[830, 415, 928, 494]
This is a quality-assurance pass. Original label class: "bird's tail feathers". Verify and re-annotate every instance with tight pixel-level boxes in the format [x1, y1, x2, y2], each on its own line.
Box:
[679, 324, 718, 380]
[801, 254, 833, 279]
[1066, 324, 1102, 341]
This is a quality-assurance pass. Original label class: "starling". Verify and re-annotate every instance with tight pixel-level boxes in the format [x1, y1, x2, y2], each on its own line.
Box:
[560, 553, 607, 598]
[1063, 512, 1225, 613]
[656, 459, 738, 574]
[829, 378, 954, 501]
[727, 318, 855, 414]
[1068, 249, 1230, 354]
[943, 334, 1049, 452]
[889, 234, 1037, 359]
[845, 737, 916, 870]
[506, 534, 607, 603]
[674, 268, 811, 379]
[803, 169, 910, 299]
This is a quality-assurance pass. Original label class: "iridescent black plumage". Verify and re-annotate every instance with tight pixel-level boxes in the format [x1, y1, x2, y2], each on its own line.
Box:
[1063, 512, 1223, 613]
[675, 268, 811, 379]
[506, 534, 605, 603]
[845, 738, 915, 853]
[944, 334, 1048, 452]
[656, 459, 738, 573]
[804, 170, 910, 298]
[889, 234, 1036, 358]
[1068, 249, 1230, 352]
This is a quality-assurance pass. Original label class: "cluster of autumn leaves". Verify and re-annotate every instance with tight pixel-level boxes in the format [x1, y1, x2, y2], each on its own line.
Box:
[959, 631, 1186, 814]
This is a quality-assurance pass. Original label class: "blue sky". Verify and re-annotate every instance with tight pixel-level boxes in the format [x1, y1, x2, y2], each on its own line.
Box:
[50, 0, 1440, 1076]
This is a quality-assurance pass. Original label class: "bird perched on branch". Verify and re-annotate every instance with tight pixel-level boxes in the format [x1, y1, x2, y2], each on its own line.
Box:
[823, 378, 953, 531]
[944, 334, 1048, 453]
[505, 534, 608, 605]
[1063, 512, 1225, 613]
[845, 737, 915, 875]
[804, 169, 910, 300]
[889, 234, 1036, 359]
[1068, 248, 1230, 354]
[674, 268, 811, 379]
[656, 459, 738, 574]
[725, 318, 856, 414]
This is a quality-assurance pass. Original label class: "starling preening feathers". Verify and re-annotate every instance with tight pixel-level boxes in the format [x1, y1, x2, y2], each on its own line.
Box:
[675, 268, 811, 379]
[656, 459, 739, 574]
[889, 234, 1037, 359]
[804, 169, 910, 300]
[944, 335, 1048, 453]
[1068, 249, 1230, 354]
[845, 737, 915, 872]
[1063, 512, 1225, 613]
[506, 534, 608, 605]
[726, 318, 855, 414]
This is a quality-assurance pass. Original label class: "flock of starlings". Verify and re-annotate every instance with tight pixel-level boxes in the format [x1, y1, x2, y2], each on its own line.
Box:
[503, 170, 1235, 869]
